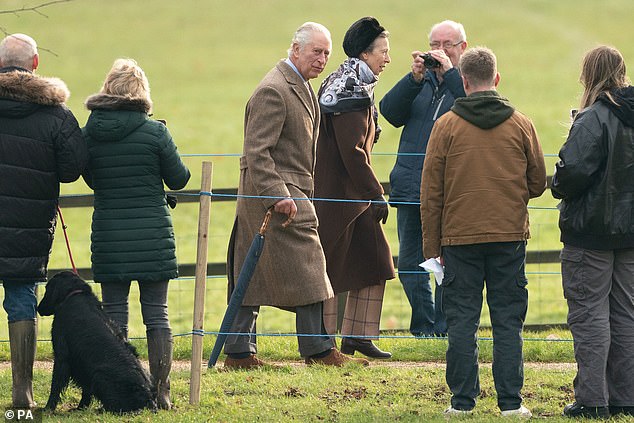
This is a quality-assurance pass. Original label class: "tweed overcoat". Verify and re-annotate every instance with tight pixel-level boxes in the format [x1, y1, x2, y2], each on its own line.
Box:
[314, 108, 395, 293]
[228, 60, 334, 307]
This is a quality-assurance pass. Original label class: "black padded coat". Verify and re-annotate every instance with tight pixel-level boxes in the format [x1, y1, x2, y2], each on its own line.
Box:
[0, 67, 87, 282]
[82, 93, 190, 283]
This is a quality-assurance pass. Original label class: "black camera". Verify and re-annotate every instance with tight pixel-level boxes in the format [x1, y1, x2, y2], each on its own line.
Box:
[421, 53, 441, 69]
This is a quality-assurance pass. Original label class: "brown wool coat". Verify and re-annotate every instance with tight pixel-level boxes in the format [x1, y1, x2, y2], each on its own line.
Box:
[314, 108, 395, 294]
[228, 61, 334, 307]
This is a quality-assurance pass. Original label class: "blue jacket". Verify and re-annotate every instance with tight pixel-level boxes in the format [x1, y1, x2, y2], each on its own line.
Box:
[379, 68, 465, 204]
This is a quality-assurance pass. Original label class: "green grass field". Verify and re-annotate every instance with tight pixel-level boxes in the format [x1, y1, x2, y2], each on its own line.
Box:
[0, 330, 587, 422]
[1, 2, 633, 419]
[2, 0, 631, 337]
[2, 332, 632, 422]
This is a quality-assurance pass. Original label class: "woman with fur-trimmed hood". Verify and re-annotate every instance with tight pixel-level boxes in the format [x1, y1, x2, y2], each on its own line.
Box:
[82, 58, 190, 410]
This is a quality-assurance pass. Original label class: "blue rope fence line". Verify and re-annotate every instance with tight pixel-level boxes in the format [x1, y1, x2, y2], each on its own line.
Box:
[198, 191, 560, 210]
[176, 270, 562, 280]
[0, 333, 574, 343]
[183, 332, 575, 343]
[199, 332, 574, 342]
[26, 267, 565, 287]
[180, 152, 562, 158]
[56, 190, 561, 210]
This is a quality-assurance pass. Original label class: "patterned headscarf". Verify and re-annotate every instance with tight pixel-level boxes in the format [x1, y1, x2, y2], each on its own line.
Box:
[318, 58, 382, 141]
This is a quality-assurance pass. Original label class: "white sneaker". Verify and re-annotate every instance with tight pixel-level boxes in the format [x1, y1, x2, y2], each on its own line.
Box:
[444, 406, 473, 415]
[501, 405, 532, 418]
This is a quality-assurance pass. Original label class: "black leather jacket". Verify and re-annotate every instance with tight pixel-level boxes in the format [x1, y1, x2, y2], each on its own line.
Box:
[551, 87, 634, 249]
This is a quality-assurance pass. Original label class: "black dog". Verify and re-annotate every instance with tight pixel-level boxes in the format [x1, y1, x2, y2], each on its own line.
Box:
[37, 271, 157, 413]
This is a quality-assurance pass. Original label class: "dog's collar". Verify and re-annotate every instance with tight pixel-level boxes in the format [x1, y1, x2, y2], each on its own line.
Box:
[59, 289, 84, 307]
[65, 289, 84, 299]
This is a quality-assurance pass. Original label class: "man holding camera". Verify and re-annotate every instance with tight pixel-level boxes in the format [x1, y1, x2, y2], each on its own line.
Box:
[379, 20, 467, 338]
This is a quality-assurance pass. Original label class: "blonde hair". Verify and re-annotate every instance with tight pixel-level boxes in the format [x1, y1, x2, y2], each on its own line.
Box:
[579, 46, 629, 109]
[101, 58, 152, 104]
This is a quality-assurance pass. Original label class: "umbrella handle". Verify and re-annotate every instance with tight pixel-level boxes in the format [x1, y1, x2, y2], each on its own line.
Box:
[259, 209, 273, 235]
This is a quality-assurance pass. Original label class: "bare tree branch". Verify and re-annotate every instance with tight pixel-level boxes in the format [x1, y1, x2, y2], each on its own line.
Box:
[0, 0, 73, 17]
[0, 1, 74, 57]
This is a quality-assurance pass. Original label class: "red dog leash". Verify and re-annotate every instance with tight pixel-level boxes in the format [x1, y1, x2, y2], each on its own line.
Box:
[56, 205, 78, 274]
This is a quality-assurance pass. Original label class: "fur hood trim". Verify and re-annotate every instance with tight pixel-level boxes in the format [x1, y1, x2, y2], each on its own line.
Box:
[85, 93, 152, 113]
[0, 70, 70, 105]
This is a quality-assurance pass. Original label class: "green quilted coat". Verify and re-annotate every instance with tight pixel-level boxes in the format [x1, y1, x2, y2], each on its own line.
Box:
[82, 93, 191, 283]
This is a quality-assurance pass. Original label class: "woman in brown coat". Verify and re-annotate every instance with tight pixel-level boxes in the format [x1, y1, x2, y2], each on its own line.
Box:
[314, 17, 395, 359]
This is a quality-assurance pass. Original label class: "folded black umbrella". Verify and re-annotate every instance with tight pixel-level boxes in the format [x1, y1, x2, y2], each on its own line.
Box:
[208, 210, 272, 367]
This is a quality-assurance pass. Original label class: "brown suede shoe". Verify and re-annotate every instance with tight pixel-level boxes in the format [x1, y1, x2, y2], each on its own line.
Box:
[305, 348, 369, 367]
[224, 354, 268, 370]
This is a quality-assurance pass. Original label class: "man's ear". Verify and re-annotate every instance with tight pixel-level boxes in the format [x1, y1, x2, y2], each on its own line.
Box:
[461, 75, 469, 91]
[291, 42, 301, 59]
[494, 72, 500, 88]
[32, 53, 39, 71]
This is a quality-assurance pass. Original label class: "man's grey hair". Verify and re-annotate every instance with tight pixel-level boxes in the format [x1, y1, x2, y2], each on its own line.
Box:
[0, 33, 38, 69]
[428, 20, 467, 43]
[287, 22, 331, 57]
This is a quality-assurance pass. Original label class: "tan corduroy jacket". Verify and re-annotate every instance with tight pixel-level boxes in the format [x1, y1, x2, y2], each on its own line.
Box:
[421, 101, 547, 259]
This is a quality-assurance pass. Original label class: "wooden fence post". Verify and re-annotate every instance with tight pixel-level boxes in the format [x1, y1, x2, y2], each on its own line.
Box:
[190, 161, 213, 405]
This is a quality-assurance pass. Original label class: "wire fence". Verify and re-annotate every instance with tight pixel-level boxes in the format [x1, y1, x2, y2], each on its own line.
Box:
[0, 150, 569, 344]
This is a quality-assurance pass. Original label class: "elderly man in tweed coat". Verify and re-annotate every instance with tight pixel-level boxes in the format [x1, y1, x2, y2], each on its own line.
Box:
[223, 22, 368, 369]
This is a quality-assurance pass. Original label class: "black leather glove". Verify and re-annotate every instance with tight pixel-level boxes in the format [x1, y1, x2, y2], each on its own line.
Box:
[371, 195, 389, 224]
[166, 194, 178, 209]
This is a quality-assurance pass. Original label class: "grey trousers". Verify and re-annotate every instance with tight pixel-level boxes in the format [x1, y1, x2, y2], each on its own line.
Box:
[101, 280, 171, 333]
[224, 302, 335, 358]
[561, 245, 634, 407]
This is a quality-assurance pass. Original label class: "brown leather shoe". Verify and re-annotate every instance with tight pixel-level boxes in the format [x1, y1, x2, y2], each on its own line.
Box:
[305, 348, 369, 367]
[224, 354, 268, 370]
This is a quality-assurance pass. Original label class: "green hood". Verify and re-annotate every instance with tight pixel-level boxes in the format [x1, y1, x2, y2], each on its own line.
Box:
[83, 93, 152, 142]
[451, 90, 515, 129]
[84, 109, 148, 142]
